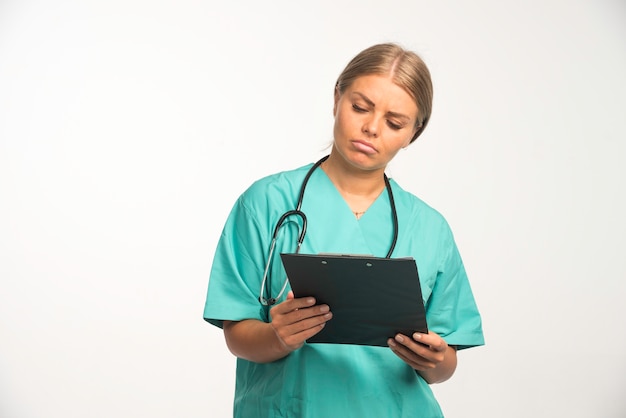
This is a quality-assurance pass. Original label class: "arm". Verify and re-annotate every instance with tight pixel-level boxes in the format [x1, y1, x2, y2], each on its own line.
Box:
[223, 292, 332, 363]
[388, 331, 457, 384]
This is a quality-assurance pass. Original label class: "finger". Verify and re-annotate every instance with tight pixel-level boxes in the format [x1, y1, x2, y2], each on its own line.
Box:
[279, 320, 327, 349]
[391, 334, 445, 364]
[274, 311, 333, 347]
[280, 304, 331, 326]
[387, 338, 434, 370]
[390, 334, 431, 358]
[281, 310, 332, 335]
[272, 296, 317, 315]
[413, 331, 447, 352]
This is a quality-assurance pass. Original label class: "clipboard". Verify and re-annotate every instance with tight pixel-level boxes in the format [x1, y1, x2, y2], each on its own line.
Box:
[280, 253, 428, 347]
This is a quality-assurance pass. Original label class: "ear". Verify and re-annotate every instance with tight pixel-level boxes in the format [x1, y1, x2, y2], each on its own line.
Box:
[403, 126, 419, 148]
[407, 120, 423, 145]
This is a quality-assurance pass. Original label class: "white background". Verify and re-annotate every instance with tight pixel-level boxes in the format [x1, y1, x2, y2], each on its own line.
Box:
[1, 1, 625, 417]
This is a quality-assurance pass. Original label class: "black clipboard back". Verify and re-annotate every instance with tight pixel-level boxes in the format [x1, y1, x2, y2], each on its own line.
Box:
[280, 253, 428, 347]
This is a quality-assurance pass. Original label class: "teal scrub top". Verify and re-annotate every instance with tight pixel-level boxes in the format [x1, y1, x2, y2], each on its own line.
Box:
[204, 162, 484, 418]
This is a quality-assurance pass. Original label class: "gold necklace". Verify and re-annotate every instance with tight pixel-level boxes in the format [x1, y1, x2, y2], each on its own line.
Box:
[353, 211, 366, 219]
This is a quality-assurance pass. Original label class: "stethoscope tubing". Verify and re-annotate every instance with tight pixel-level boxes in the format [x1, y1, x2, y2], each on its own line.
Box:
[259, 155, 398, 306]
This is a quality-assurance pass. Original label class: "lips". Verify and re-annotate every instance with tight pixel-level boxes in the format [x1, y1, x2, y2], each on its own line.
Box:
[352, 140, 377, 155]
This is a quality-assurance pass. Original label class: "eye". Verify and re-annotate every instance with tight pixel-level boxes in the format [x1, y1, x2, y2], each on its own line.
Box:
[352, 103, 367, 113]
[387, 120, 403, 130]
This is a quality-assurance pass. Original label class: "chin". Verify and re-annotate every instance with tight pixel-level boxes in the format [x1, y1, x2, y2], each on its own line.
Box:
[348, 155, 386, 173]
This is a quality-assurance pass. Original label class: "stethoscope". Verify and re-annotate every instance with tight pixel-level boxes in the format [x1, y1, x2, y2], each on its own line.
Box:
[259, 155, 399, 306]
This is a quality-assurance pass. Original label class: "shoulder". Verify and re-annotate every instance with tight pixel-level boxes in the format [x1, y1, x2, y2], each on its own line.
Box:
[388, 179, 449, 226]
[238, 163, 315, 212]
[387, 178, 458, 249]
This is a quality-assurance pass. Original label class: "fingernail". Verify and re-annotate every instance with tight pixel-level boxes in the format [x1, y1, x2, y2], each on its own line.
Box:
[395, 335, 404, 343]
[413, 333, 422, 340]
[320, 305, 329, 313]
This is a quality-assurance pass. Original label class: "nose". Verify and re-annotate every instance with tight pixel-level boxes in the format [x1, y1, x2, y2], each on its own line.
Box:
[362, 115, 379, 137]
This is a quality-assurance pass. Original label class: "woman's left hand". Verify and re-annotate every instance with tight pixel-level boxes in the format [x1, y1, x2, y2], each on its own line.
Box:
[387, 331, 457, 384]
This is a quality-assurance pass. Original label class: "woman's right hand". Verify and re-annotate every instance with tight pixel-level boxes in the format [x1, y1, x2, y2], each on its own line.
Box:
[269, 291, 332, 352]
[223, 292, 332, 363]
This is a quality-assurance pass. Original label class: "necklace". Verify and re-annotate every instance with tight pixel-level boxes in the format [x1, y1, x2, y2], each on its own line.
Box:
[353, 210, 366, 219]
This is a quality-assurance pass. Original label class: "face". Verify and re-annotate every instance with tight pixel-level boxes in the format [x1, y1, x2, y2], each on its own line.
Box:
[332, 74, 419, 173]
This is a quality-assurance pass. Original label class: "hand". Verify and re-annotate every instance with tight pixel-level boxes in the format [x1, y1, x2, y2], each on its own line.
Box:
[387, 331, 456, 383]
[269, 291, 333, 353]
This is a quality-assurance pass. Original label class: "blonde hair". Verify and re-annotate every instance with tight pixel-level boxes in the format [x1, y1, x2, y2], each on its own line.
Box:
[335, 43, 433, 142]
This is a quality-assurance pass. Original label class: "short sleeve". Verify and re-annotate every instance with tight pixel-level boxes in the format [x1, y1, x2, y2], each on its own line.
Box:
[425, 223, 484, 350]
[202, 196, 268, 328]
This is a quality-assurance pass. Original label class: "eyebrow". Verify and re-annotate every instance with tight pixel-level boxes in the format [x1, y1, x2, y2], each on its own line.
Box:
[352, 92, 412, 121]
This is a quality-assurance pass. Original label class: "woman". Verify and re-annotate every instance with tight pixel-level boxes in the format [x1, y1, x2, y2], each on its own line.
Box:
[203, 43, 484, 417]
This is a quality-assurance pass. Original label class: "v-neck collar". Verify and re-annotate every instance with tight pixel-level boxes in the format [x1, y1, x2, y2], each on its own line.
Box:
[298, 167, 396, 257]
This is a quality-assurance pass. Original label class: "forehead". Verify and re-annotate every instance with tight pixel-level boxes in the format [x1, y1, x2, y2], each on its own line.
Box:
[346, 74, 418, 115]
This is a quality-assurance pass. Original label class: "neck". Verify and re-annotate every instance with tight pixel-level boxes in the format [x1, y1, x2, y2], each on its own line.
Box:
[320, 151, 387, 217]
[320, 152, 386, 197]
